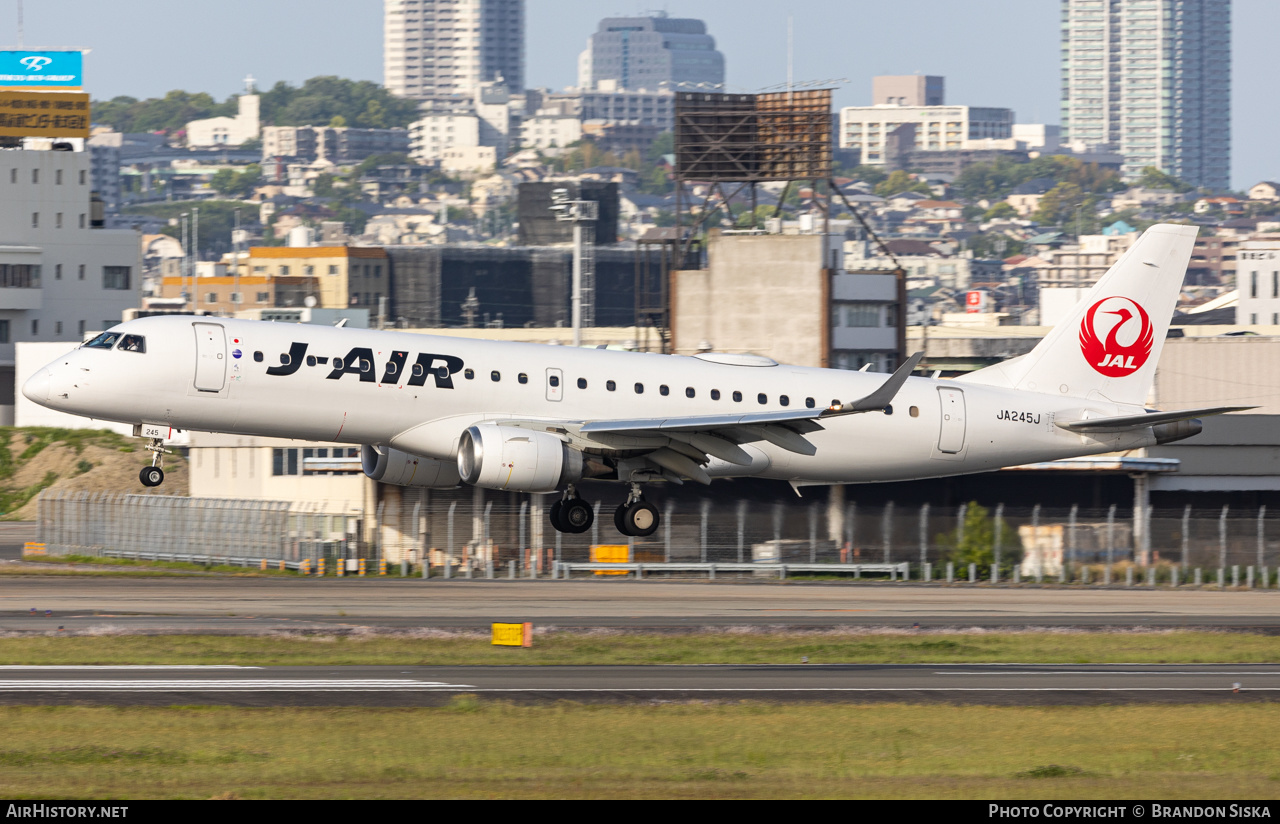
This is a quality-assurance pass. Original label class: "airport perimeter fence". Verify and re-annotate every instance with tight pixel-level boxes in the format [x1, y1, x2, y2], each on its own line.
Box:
[36, 491, 360, 570]
[32, 489, 1280, 586]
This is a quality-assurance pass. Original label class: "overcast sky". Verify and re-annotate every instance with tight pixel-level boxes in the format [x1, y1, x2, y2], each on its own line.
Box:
[14, 0, 1274, 188]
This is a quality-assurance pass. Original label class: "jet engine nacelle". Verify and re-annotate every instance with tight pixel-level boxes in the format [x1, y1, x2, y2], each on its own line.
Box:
[457, 424, 583, 493]
[361, 444, 460, 488]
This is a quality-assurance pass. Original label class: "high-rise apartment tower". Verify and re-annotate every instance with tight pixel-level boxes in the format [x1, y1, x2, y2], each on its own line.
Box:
[1060, 0, 1230, 190]
[384, 0, 524, 100]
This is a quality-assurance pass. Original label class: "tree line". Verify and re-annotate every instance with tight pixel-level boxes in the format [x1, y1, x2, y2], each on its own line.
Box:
[92, 76, 421, 136]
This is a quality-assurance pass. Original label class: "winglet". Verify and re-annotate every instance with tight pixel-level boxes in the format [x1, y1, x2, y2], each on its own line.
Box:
[823, 351, 925, 417]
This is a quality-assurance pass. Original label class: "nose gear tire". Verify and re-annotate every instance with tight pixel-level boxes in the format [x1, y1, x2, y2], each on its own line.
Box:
[139, 467, 164, 487]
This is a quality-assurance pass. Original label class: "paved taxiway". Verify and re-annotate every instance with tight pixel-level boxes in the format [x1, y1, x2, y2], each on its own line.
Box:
[1, 576, 1278, 631]
[0, 663, 1274, 706]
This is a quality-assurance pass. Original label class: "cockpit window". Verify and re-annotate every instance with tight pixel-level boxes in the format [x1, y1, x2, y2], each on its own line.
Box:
[117, 334, 146, 353]
[83, 331, 120, 350]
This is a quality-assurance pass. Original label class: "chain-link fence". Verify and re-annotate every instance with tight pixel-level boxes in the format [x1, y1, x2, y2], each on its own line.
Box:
[37, 491, 359, 568]
[33, 487, 1280, 584]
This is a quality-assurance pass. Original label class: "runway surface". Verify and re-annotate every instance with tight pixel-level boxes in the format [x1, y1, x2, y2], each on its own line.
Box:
[0, 663, 1274, 705]
[1, 576, 1279, 631]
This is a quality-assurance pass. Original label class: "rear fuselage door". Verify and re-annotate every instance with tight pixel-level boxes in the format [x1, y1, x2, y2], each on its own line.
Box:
[546, 367, 563, 402]
[937, 386, 966, 453]
[193, 322, 227, 392]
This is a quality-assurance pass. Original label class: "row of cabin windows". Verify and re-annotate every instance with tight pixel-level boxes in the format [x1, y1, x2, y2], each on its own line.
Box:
[10, 169, 88, 185]
[462, 368, 824, 408]
[249, 353, 922, 418]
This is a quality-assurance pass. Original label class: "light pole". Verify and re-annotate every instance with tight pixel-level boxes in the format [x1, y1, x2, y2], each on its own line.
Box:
[550, 188, 598, 347]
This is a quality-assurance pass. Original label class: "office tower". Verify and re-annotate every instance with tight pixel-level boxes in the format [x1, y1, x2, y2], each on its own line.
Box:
[1060, 0, 1230, 189]
[577, 13, 725, 91]
[384, 0, 524, 100]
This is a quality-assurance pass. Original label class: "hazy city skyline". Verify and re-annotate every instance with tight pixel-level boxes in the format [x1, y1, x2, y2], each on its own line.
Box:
[11, 0, 1275, 188]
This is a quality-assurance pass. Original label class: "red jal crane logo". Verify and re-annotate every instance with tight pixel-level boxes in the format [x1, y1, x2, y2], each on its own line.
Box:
[1079, 296, 1153, 377]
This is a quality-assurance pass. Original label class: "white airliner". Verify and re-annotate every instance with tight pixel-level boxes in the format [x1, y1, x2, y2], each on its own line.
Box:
[23, 223, 1245, 538]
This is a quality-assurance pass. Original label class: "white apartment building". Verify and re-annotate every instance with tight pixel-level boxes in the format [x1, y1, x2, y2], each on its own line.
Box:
[1236, 241, 1280, 326]
[383, 0, 525, 100]
[408, 113, 481, 162]
[543, 85, 676, 131]
[1060, 0, 1230, 189]
[0, 147, 141, 422]
[839, 105, 1014, 165]
[521, 114, 582, 150]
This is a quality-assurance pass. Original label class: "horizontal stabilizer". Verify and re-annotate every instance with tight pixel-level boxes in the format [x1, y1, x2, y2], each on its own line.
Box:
[1057, 406, 1255, 433]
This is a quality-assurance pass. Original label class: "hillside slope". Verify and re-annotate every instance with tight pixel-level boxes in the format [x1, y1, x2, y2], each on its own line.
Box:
[0, 428, 189, 520]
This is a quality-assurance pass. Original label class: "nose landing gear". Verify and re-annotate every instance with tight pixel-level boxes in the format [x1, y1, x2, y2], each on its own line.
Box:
[139, 437, 168, 488]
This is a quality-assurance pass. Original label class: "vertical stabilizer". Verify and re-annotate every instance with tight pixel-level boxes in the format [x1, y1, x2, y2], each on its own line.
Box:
[959, 223, 1198, 405]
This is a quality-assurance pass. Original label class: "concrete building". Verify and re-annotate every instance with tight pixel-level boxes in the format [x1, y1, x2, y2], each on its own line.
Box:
[0, 147, 141, 422]
[872, 75, 944, 107]
[87, 140, 121, 211]
[542, 86, 676, 131]
[185, 91, 260, 148]
[840, 104, 1014, 165]
[520, 114, 583, 150]
[383, 0, 524, 100]
[1060, 0, 1230, 189]
[1028, 232, 1138, 290]
[262, 126, 410, 165]
[408, 112, 481, 162]
[156, 275, 320, 315]
[1235, 240, 1280, 325]
[577, 13, 725, 92]
[246, 246, 388, 311]
[673, 231, 900, 372]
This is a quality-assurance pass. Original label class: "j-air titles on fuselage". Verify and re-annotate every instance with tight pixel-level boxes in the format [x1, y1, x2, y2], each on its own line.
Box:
[263, 342, 464, 389]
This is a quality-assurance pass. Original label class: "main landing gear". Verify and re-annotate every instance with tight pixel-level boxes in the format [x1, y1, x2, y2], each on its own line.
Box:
[139, 437, 168, 488]
[547, 484, 661, 538]
[614, 484, 659, 538]
[549, 486, 594, 534]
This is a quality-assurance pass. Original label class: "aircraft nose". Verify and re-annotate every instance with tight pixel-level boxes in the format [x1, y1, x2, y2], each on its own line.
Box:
[22, 367, 51, 404]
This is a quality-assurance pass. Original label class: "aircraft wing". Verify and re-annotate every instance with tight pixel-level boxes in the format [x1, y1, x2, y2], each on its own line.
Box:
[1057, 405, 1255, 433]
[500, 352, 924, 485]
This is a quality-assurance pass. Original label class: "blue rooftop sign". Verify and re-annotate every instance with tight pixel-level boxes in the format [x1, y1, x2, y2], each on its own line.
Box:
[0, 51, 82, 87]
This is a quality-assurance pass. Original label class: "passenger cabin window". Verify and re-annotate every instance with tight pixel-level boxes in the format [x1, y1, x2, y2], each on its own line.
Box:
[910, 406, 920, 418]
[806, 397, 816, 409]
[634, 383, 644, 394]
[780, 395, 790, 407]
[464, 369, 474, 380]
[660, 385, 669, 396]
[491, 371, 501, 382]
[606, 380, 616, 391]
[884, 405, 894, 415]
[711, 389, 720, 400]
[758, 393, 768, 405]
[685, 387, 695, 398]
[253, 351, 264, 362]
[83, 331, 120, 350]
[518, 373, 528, 384]
[577, 378, 588, 389]
[732, 391, 743, 402]
[117, 334, 145, 353]
[549, 375, 560, 387]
